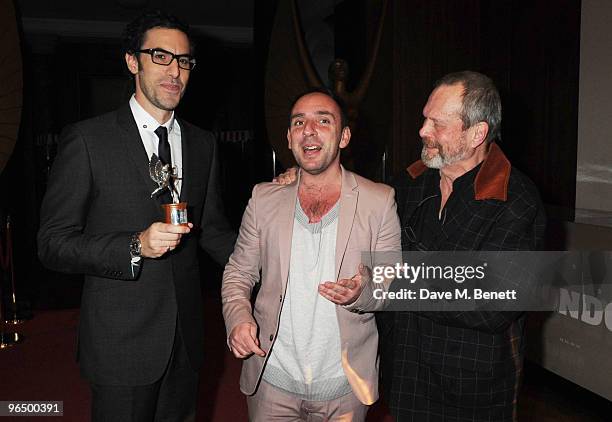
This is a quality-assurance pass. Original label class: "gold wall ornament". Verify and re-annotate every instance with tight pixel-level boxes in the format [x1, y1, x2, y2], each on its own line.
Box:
[264, 0, 388, 170]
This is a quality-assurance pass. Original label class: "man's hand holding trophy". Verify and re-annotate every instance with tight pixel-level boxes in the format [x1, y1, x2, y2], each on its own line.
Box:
[149, 153, 188, 226]
[130, 153, 191, 261]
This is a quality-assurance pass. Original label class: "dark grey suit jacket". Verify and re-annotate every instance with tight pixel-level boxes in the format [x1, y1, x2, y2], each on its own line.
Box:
[38, 103, 236, 385]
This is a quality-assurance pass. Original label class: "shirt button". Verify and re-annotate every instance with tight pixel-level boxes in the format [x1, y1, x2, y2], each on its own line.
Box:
[269, 334, 274, 341]
[279, 295, 282, 302]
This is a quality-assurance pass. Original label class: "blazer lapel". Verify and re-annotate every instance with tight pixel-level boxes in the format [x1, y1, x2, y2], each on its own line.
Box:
[177, 118, 190, 204]
[117, 104, 162, 214]
[335, 167, 358, 281]
[278, 175, 299, 291]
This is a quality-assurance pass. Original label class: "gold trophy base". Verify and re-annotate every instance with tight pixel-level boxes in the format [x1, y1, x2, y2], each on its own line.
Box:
[0, 331, 23, 349]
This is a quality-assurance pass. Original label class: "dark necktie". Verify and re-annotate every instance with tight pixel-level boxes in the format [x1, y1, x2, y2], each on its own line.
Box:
[155, 126, 174, 204]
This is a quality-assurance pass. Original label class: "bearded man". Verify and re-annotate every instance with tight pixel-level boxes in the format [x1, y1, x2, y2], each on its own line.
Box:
[379, 71, 546, 421]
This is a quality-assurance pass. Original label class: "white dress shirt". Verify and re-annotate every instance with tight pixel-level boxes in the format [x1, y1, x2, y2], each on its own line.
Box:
[129, 95, 183, 201]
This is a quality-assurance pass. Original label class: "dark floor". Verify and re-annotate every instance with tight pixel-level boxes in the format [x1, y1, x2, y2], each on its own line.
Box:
[519, 361, 612, 421]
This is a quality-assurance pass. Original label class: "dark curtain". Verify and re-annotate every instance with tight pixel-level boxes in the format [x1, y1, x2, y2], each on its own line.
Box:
[391, 0, 580, 217]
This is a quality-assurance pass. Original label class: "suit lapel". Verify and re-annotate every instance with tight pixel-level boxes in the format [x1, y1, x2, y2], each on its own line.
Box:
[177, 118, 190, 204]
[335, 167, 358, 281]
[279, 175, 299, 291]
[117, 104, 162, 214]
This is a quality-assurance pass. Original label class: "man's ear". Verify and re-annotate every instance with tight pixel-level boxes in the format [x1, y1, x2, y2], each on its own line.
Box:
[470, 122, 488, 148]
[339, 126, 351, 149]
[287, 128, 292, 150]
[125, 53, 139, 75]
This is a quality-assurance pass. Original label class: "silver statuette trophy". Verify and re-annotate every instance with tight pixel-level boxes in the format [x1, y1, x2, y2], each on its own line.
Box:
[149, 153, 188, 225]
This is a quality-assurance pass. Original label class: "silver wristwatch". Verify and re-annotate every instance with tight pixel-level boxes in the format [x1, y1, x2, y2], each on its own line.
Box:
[129, 232, 142, 259]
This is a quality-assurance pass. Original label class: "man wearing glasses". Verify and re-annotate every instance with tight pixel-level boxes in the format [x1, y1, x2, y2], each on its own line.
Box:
[379, 71, 546, 421]
[38, 10, 235, 421]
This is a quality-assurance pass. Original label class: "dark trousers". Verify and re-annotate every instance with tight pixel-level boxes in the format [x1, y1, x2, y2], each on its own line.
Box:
[90, 324, 199, 422]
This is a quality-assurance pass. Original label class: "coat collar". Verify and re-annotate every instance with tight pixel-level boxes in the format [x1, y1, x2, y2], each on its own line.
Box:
[406, 143, 511, 201]
[128, 95, 176, 134]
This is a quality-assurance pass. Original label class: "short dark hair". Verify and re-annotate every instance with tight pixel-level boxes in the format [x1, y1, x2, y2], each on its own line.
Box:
[288, 87, 349, 129]
[122, 10, 195, 55]
[434, 71, 502, 143]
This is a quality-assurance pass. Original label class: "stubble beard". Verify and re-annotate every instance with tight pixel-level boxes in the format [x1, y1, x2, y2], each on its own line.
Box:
[293, 142, 340, 176]
[139, 76, 183, 112]
[421, 136, 469, 169]
[294, 149, 330, 176]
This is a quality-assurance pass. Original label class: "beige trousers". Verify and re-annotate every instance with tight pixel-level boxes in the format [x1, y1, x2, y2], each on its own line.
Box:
[246, 381, 369, 422]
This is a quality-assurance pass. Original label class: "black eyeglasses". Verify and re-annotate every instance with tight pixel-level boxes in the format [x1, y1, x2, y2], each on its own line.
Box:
[135, 48, 196, 71]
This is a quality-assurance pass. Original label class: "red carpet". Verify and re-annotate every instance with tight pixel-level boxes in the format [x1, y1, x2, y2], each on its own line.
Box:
[0, 295, 393, 421]
[0, 309, 86, 422]
[2, 296, 609, 421]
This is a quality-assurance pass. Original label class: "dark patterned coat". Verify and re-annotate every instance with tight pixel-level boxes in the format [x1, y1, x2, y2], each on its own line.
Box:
[378, 144, 546, 422]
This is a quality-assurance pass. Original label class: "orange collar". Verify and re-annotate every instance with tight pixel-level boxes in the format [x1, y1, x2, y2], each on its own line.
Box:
[406, 143, 511, 201]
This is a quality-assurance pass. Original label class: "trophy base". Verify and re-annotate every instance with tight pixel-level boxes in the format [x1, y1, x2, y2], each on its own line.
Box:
[162, 202, 189, 225]
[0, 331, 24, 349]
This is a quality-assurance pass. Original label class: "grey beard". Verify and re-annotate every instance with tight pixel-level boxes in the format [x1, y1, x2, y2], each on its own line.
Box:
[421, 146, 468, 169]
[421, 148, 444, 169]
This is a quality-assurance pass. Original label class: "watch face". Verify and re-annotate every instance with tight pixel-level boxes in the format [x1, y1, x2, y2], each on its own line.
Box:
[130, 234, 141, 256]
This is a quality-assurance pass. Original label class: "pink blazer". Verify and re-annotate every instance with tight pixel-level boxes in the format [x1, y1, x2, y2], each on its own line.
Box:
[222, 167, 401, 405]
